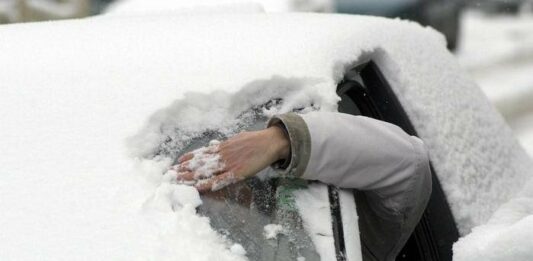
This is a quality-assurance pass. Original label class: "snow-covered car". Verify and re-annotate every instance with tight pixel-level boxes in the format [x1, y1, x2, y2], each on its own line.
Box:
[1, 9, 532, 261]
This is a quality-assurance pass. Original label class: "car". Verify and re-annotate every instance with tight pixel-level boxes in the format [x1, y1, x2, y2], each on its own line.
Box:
[0, 7, 532, 261]
[466, 0, 532, 14]
[334, 0, 464, 50]
[0, 0, 91, 24]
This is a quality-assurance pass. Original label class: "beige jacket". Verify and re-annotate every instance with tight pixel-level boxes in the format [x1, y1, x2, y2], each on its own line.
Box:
[268, 112, 432, 261]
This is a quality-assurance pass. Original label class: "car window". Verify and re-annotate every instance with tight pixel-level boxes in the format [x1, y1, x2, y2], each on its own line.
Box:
[173, 104, 322, 261]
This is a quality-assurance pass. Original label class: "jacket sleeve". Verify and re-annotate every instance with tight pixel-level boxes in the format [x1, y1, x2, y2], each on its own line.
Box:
[268, 112, 430, 193]
[268, 111, 432, 260]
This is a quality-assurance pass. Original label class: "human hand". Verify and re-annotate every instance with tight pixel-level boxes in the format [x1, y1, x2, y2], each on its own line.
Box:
[170, 126, 290, 192]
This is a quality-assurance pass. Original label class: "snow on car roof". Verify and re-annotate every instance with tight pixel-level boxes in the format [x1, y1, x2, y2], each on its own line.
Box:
[0, 13, 531, 260]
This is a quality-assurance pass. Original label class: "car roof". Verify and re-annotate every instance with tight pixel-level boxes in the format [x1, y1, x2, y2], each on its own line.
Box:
[0, 13, 531, 259]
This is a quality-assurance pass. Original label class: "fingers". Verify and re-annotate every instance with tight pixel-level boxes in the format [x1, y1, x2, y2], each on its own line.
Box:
[170, 161, 195, 173]
[177, 152, 193, 163]
[176, 168, 226, 182]
[172, 143, 226, 185]
[195, 172, 241, 192]
[176, 171, 194, 181]
[177, 145, 220, 163]
[172, 141, 245, 192]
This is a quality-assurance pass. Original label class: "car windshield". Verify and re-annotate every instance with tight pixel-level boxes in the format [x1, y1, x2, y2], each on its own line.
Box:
[172, 104, 321, 261]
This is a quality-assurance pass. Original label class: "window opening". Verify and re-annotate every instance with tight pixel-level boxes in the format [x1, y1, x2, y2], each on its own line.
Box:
[336, 61, 459, 261]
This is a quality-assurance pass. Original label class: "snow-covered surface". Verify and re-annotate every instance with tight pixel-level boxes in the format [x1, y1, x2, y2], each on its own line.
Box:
[230, 243, 247, 256]
[1, 11, 532, 260]
[453, 196, 533, 261]
[457, 11, 533, 154]
[453, 11, 533, 260]
[263, 224, 284, 239]
[294, 184, 335, 260]
[339, 189, 362, 261]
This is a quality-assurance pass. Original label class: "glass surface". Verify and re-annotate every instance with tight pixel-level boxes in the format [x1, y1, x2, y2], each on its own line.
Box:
[173, 102, 320, 261]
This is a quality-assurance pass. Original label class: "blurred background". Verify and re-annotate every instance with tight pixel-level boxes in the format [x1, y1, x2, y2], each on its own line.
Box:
[1, 0, 532, 156]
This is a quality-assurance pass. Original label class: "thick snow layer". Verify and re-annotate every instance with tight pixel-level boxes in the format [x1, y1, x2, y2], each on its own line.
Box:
[0, 12, 532, 259]
[457, 10, 533, 158]
[447, 11, 533, 260]
[453, 184, 533, 261]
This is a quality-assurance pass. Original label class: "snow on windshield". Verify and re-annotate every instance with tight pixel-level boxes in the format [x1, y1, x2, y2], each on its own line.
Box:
[1, 12, 532, 260]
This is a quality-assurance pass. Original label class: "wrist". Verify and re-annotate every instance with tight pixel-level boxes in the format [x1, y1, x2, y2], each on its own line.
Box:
[265, 125, 290, 161]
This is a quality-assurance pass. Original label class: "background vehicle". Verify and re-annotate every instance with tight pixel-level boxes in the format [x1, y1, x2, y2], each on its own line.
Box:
[0, 0, 91, 24]
[334, 0, 464, 50]
[466, 0, 533, 14]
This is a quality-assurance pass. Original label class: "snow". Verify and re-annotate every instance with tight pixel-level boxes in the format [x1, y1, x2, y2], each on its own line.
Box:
[294, 183, 336, 260]
[338, 189, 362, 261]
[182, 148, 223, 179]
[452, 11, 533, 260]
[263, 224, 284, 239]
[1, 10, 532, 260]
[453, 197, 533, 261]
[230, 243, 247, 256]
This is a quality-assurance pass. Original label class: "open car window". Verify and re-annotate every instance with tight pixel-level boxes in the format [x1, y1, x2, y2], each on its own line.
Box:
[336, 61, 459, 261]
